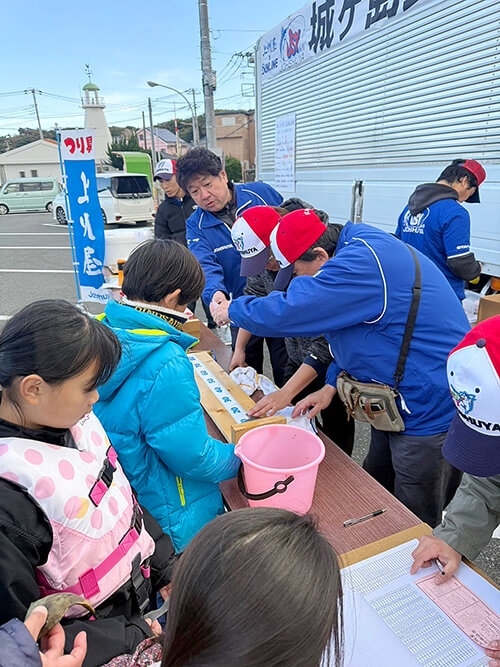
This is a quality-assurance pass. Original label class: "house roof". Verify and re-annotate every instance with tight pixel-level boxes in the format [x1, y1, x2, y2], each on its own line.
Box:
[0, 139, 59, 162]
[152, 127, 189, 146]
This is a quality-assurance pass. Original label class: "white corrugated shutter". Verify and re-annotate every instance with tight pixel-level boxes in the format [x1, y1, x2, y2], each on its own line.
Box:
[257, 0, 500, 172]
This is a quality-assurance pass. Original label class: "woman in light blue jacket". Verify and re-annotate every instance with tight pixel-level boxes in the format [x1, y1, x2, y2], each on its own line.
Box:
[95, 240, 240, 552]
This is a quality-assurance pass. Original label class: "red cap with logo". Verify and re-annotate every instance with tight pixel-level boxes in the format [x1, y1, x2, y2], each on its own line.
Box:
[154, 158, 177, 181]
[231, 206, 281, 276]
[443, 315, 500, 477]
[270, 209, 327, 289]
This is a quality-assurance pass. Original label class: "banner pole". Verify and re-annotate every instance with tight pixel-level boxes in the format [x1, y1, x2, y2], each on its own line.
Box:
[56, 131, 83, 304]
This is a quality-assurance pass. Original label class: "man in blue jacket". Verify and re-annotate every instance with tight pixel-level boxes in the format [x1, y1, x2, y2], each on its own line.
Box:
[396, 159, 485, 301]
[176, 147, 285, 381]
[214, 210, 470, 527]
[176, 147, 283, 311]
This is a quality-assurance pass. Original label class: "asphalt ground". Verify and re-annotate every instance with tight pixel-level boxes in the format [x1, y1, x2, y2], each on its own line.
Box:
[1, 211, 498, 585]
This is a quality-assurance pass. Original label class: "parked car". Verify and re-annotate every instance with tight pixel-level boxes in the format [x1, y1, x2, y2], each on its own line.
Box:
[53, 172, 155, 226]
[0, 177, 61, 214]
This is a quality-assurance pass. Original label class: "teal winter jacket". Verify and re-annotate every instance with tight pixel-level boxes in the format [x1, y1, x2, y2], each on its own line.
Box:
[94, 301, 240, 551]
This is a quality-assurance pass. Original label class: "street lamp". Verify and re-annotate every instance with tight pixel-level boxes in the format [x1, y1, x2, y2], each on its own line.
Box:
[147, 81, 199, 146]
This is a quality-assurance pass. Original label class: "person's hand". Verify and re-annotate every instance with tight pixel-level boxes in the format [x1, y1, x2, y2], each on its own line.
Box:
[230, 348, 247, 372]
[213, 301, 231, 326]
[410, 535, 462, 584]
[248, 388, 293, 417]
[292, 385, 336, 419]
[24, 606, 87, 667]
[485, 640, 500, 665]
[145, 618, 163, 637]
[209, 291, 229, 318]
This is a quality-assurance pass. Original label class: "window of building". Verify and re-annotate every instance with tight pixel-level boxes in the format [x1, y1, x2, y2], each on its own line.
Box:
[31, 169, 38, 177]
[19, 171, 25, 178]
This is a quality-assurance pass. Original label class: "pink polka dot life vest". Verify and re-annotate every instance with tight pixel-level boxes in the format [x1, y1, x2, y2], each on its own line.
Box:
[0, 411, 155, 616]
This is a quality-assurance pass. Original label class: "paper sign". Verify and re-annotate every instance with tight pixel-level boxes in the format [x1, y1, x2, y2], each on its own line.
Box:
[416, 572, 500, 649]
[275, 114, 296, 193]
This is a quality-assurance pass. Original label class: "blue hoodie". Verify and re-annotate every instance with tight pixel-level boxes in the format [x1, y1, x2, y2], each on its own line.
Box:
[229, 222, 470, 436]
[94, 301, 240, 551]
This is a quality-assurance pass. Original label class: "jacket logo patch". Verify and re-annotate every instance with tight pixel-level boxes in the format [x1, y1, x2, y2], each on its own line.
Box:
[213, 244, 233, 253]
[402, 208, 429, 235]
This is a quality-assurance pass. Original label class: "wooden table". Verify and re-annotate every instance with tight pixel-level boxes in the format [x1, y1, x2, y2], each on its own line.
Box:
[195, 324, 424, 557]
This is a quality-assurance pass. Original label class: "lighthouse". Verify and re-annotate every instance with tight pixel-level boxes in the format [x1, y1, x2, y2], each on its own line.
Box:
[81, 76, 112, 171]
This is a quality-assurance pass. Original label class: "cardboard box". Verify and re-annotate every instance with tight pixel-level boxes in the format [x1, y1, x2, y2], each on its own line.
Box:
[477, 294, 500, 323]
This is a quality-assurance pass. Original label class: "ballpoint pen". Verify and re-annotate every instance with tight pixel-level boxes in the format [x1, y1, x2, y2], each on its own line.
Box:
[433, 558, 446, 576]
[343, 509, 387, 527]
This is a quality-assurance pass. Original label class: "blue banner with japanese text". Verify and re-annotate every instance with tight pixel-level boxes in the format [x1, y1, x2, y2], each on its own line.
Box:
[59, 129, 109, 304]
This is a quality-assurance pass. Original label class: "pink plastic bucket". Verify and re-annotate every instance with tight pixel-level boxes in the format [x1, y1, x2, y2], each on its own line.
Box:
[234, 424, 325, 514]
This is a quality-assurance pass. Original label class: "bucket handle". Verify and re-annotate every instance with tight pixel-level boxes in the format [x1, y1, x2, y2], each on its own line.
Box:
[237, 467, 295, 501]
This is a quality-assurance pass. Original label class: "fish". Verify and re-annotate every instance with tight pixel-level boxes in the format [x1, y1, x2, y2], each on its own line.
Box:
[25, 593, 96, 638]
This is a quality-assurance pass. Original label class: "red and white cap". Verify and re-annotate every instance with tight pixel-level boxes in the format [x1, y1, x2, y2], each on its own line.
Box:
[443, 315, 500, 477]
[270, 209, 327, 289]
[154, 158, 176, 181]
[231, 206, 281, 276]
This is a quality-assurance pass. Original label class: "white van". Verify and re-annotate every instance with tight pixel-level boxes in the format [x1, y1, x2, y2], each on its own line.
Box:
[53, 172, 155, 226]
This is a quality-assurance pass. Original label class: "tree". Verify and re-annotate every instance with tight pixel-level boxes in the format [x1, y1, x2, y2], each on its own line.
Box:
[106, 132, 147, 169]
[225, 156, 242, 183]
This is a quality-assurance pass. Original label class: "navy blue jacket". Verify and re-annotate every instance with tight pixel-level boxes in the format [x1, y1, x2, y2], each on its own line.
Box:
[229, 222, 470, 436]
[0, 619, 41, 667]
[186, 182, 282, 305]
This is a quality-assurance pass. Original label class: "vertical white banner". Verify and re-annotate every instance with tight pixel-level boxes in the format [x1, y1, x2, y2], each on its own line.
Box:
[275, 114, 296, 193]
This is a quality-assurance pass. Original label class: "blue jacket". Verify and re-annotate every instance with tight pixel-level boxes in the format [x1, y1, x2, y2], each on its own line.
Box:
[94, 301, 240, 552]
[0, 619, 41, 667]
[396, 198, 471, 300]
[229, 222, 470, 436]
[186, 182, 282, 305]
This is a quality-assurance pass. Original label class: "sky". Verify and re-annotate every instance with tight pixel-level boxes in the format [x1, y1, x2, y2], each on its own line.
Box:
[0, 0, 302, 134]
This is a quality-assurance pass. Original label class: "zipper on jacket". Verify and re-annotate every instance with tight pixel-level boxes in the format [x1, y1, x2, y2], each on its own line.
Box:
[176, 476, 186, 506]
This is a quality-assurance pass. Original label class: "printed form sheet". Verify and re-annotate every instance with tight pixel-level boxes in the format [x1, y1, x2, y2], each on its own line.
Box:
[339, 540, 500, 667]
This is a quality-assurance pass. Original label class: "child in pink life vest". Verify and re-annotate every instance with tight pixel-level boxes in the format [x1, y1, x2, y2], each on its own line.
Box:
[0, 300, 176, 667]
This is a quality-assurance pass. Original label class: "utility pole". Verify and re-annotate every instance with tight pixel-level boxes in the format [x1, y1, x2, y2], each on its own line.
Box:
[147, 97, 157, 172]
[142, 111, 147, 151]
[198, 0, 217, 151]
[189, 88, 200, 146]
[25, 89, 43, 140]
[174, 101, 181, 157]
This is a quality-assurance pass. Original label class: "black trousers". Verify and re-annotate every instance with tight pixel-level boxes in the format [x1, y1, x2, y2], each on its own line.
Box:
[363, 428, 463, 527]
[283, 359, 355, 456]
[230, 326, 288, 387]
